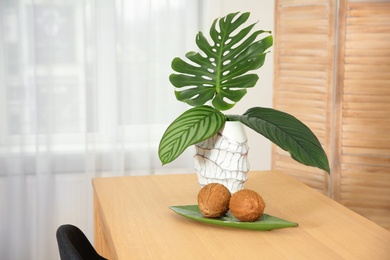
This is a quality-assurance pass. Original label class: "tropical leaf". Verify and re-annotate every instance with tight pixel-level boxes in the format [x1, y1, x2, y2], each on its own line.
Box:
[159, 106, 226, 165]
[170, 205, 298, 231]
[170, 12, 273, 111]
[227, 107, 330, 173]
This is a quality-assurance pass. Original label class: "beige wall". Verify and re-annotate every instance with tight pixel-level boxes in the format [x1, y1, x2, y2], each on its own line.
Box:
[202, 1, 275, 170]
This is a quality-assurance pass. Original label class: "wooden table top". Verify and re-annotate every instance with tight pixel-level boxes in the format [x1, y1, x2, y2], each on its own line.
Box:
[92, 171, 390, 259]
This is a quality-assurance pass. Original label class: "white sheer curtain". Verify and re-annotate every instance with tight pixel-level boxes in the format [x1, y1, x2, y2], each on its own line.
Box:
[0, 0, 202, 259]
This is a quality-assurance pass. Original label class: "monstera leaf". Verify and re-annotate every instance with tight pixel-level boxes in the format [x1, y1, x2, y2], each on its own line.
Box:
[170, 12, 273, 111]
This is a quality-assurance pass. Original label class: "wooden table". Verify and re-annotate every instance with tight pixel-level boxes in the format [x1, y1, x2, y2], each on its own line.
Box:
[93, 171, 390, 259]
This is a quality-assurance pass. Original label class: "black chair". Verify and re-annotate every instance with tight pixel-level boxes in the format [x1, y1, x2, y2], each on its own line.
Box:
[56, 224, 107, 260]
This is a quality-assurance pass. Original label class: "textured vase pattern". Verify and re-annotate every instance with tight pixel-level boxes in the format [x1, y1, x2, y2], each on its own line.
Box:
[194, 122, 249, 193]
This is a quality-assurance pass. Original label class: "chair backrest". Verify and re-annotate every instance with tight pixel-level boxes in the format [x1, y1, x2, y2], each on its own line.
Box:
[56, 224, 107, 260]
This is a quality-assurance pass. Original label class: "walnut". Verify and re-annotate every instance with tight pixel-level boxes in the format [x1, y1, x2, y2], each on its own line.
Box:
[197, 183, 231, 218]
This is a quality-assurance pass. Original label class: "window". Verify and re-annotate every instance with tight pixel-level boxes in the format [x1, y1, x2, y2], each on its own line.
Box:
[0, 0, 202, 175]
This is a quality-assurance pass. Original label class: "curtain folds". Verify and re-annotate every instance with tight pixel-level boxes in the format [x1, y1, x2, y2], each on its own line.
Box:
[0, 0, 200, 259]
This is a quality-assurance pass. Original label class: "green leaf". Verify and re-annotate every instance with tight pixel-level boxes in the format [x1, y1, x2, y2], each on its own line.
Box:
[159, 106, 226, 165]
[170, 12, 273, 111]
[170, 205, 298, 231]
[227, 107, 330, 173]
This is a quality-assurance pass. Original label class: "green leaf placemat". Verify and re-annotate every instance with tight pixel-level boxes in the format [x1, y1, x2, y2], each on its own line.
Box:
[170, 205, 298, 231]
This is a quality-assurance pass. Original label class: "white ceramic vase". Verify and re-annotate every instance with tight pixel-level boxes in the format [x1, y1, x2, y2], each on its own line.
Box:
[194, 121, 250, 193]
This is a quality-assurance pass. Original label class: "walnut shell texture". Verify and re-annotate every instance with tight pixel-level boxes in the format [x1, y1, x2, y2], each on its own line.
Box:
[229, 189, 265, 222]
[197, 183, 231, 218]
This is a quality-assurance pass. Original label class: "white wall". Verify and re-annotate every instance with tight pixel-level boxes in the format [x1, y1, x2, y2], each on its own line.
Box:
[202, 1, 275, 170]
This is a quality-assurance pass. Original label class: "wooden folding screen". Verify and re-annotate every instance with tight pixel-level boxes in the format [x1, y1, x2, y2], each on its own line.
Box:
[273, 0, 390, 230]
[273, 0, 335, 194]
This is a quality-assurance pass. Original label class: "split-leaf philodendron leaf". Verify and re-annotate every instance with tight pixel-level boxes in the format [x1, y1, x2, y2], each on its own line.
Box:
[170, 12, 272, 111]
